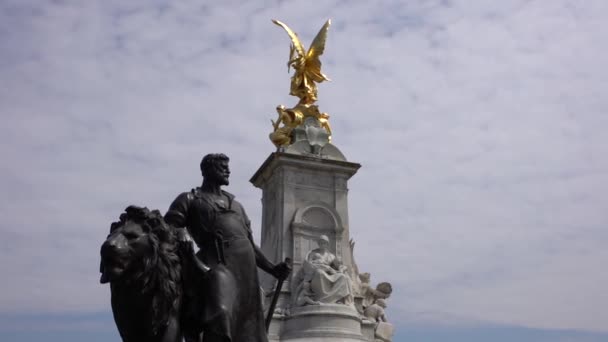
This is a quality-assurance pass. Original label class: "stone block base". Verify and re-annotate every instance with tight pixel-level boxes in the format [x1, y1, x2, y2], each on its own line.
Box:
[360, 320, 376, 341]
[281, 304, 366, 341]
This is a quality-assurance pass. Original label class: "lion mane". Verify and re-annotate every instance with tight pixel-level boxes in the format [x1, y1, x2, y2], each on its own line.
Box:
[105, 205, 183, 337]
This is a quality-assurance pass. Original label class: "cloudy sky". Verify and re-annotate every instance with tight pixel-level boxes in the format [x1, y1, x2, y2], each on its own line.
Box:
[1, 0, 607, 341]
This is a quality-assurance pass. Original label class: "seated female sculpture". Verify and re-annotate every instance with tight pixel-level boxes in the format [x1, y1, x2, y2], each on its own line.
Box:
[292, 235, 353, 306]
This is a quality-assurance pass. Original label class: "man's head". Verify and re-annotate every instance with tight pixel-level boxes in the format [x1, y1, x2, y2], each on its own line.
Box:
[375, 298, 387, 308]
[318, 235, 330, 250]
[200, 153, 230, 186]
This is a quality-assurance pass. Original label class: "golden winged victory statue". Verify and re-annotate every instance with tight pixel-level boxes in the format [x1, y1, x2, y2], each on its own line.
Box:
[269, 19, 334, 149]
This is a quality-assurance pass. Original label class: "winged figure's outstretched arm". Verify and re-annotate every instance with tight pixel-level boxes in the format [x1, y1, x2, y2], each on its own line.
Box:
[272, 19, 306, 60]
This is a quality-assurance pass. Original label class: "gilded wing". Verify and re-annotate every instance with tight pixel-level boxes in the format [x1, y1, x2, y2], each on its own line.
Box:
[272, 19, 306, 58]
[307, 19, 331, 59]
[306, 19, 331, 82]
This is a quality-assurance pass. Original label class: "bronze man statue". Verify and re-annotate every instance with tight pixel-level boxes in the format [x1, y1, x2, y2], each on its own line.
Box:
[165, 153, 290, 342]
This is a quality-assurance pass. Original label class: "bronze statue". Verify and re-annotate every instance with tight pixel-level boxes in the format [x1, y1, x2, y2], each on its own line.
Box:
[100, 206, 198, 342]
[101, 155, 291, 342]
[165, 153, 291, 342]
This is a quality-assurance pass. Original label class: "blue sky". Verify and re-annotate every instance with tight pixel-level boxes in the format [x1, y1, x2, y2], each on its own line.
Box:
[1, 0, 608, 341]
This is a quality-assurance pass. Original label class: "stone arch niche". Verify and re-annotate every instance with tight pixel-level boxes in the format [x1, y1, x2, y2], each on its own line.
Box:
[291, 202, 344, 274]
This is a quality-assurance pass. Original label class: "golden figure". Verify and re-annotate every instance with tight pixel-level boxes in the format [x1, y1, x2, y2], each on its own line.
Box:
[318, 111, 332, 137]
[270, 19, 333, 147]
[272, 19, 331, 104]
[269, 105, 303, 147]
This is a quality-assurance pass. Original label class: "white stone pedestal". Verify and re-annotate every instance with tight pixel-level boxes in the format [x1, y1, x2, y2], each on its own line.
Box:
[250, 151, 360, 297]
[281, 305, 367, 342]
[251, 150, 392, 341]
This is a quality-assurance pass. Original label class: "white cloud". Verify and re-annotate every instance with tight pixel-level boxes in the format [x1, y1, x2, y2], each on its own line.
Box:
[1, 0, 607, 333]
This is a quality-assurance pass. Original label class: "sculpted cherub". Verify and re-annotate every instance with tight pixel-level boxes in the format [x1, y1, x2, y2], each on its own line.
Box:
[295, 281, 320, 306]
[272, 19, 331, 104]
[363, 298, 388, 323]
[364, 282, 393, 310]
[349, 239, 393, 315]
[269, 105, 303, 147]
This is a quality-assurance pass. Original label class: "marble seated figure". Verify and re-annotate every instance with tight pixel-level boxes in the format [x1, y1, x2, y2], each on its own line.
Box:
[292, 235, 354, 306]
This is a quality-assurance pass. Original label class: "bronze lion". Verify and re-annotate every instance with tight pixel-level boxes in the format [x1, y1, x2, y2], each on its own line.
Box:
[100, 206, 204, 342]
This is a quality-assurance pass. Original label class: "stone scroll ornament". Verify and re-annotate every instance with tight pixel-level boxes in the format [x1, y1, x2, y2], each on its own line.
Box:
[291, 235, 354, 307]
[269, 19, 333, 148]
